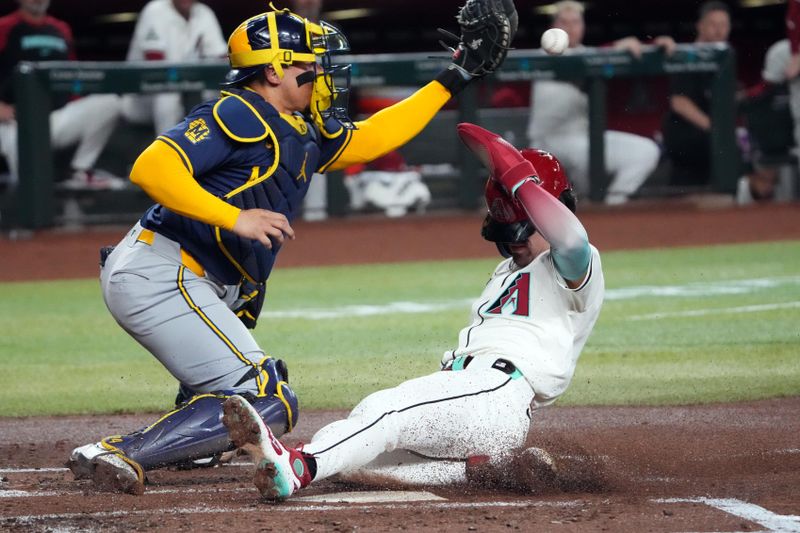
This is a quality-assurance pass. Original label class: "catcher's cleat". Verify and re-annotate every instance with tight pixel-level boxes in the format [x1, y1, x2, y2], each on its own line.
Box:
[223, 395, 311, 500]
[91, 452, 145, 496]
[67, 442, 105, 479]
[68, 442, 145, 495]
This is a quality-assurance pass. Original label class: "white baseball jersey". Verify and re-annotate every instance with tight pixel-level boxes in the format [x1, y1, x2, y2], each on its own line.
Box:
[452, 245, 604, 408]
[127, 0, 227, 62]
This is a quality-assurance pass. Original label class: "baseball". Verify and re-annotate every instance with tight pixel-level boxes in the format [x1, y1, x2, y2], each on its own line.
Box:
[541, 28, 569, 55]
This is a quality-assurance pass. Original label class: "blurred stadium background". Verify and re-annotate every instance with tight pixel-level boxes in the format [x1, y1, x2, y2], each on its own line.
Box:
[0, 0, 795, 228]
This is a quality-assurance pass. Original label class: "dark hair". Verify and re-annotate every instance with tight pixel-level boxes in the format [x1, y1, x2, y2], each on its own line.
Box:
[698, 1, 729, 20]
[234, 67, 268, 89]
[560, 189, 577, 214]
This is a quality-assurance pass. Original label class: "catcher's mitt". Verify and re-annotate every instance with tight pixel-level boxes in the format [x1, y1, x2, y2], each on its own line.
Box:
[436, 0, 518, 94]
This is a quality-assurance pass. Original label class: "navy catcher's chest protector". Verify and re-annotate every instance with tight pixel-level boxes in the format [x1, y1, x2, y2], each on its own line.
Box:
[217, 93, 323, 285]
[141, 89, 331, 285]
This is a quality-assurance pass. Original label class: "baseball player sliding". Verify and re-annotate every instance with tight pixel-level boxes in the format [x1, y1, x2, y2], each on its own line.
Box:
[67, 1, 518, 494]
[222, 123, 606, 499]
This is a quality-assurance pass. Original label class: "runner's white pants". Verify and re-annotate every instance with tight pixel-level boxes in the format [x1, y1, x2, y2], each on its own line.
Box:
[304, 356, 535, 482]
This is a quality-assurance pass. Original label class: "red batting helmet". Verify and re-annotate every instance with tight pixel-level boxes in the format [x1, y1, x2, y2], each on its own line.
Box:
[480, 151, 575, 256]
[456, 122, 575, 256]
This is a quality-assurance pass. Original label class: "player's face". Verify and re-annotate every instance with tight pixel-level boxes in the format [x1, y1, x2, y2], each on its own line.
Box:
[281, 62, 316, 111]
[508, 233, 548, 268]
[553, 8, 584, 48]
[696, 10, 730, 43]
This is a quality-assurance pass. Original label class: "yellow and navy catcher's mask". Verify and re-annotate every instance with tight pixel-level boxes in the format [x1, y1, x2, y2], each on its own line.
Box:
[223, 7, 354, 129]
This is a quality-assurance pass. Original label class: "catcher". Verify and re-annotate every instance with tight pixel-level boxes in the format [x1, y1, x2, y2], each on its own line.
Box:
[221, 123, 605, 500]
[67, 0, 518, 494]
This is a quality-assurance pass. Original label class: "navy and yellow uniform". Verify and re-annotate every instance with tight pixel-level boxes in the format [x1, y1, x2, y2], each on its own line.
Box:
[134, 87, 348, 285]
[130, 82, 450, 285]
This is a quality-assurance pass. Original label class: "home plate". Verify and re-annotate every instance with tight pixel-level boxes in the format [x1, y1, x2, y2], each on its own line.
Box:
[294, 491, 446, 503]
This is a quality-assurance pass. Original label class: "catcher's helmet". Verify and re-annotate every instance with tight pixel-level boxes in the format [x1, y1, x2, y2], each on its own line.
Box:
[481, 148, 576, 258]
[223, 8, 354, 128]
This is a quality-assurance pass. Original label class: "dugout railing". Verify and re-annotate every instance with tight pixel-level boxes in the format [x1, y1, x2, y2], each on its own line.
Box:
[5, 44, 736, 229]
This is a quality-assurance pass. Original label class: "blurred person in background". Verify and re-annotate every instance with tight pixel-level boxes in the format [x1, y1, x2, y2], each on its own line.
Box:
[753, 0, 800, 164]
[122, 0, 227, 135]
[736, 39, 795, 203]
[661, 1, 733, 188]
[526, 0, 674, 205]
[0, 0, 124, 190]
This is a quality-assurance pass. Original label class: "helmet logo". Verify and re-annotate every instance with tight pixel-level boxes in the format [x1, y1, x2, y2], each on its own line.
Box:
[490, 197, 517, 223]
[468, 38, 483, 50]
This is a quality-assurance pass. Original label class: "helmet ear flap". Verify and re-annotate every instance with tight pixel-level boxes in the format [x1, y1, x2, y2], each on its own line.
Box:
[496, 242, 512, 258]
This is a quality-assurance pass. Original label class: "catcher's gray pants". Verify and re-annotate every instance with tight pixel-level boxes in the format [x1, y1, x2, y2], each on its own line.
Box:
[100, 223, 265, 394]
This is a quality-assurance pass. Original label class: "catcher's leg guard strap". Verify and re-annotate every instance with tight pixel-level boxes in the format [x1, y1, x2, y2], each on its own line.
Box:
[104, 384, 299, 471]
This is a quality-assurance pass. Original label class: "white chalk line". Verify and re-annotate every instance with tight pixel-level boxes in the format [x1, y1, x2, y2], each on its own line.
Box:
[0, 467, 69, 474]
[257, 276, 800, 320]
[604, 276, 800, 301]
[261, 299, 474, 320]
[6, 499, 581, 524]
[629, 301, 800, 321]
[6, 449, 796, 478]
[656, 498, 800, 533]
[0, 463, 254, 475]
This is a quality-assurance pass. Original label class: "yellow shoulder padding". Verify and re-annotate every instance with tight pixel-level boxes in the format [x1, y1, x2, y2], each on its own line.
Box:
[213, 94, 272, 143]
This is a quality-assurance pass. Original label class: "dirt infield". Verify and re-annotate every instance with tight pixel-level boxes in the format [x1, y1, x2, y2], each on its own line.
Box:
[2, 202, 800, 531]
[2, 400, 799, 532]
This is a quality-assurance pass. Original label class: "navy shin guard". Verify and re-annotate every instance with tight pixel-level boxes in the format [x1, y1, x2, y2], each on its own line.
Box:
[102, 383, 299, 472]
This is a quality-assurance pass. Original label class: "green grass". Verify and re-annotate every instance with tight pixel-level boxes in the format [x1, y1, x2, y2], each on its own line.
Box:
[1, 241, 799, 416]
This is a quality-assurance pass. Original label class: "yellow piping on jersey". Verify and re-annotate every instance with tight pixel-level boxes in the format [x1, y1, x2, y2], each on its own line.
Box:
[224, 141, 280, 199]
[214, 154, 281, 285]
[318, 128, 353, 173]
[157, 135, 194, 175]
[213, 93, 271, 142]
[215, 225, 258, 285]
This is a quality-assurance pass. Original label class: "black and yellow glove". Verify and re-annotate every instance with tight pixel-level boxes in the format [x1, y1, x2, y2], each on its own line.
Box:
[436, 0, 518, 95]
